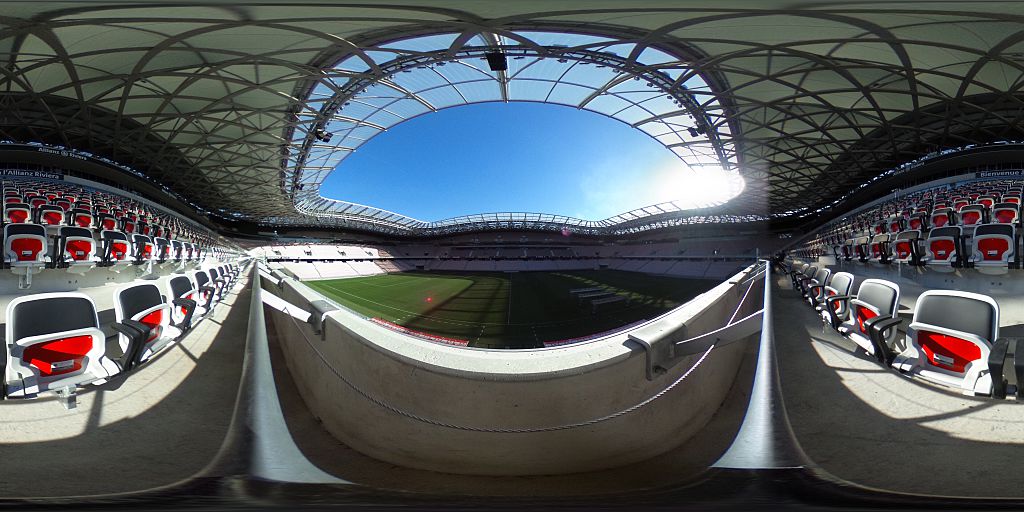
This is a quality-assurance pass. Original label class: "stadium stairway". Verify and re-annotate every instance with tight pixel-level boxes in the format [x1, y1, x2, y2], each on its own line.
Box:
[772, 273, 1024, 497]
[0, 270, 250, 497]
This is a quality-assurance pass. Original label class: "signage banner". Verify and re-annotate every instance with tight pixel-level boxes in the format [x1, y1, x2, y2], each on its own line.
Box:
[976, 170, 1024, 178]
[0, 168, 63, 180]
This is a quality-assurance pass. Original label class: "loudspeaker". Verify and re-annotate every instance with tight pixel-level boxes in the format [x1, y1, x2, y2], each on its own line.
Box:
[485, 52, 508, 72]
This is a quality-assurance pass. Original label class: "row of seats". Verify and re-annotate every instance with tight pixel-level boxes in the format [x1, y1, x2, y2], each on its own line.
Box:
[2, 201, 175, 238]
[808, 179, 1024, 259]
[789, 262, 1022, 397]
[838, 224, 1017, 274]
[2, 224, 206, 288]
[2, 179, 203, 244]
[3, 263, 243, 401]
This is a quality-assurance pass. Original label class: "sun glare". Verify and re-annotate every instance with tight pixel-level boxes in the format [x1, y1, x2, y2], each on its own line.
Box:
[649, 163, 746, 210]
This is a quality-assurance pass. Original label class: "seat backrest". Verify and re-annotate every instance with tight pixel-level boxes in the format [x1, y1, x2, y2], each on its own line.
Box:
[972, 223, 1014, 261]
[930, 208, 955, 227]
[959, 205, 985, 225]
[5, 223, 47, 262]
[194, 270, 210, 287]
[992, 202, 1019, 224]
[828, 272, 854, 296]
[6, 293, 102, 383]
[855, 279, 900, 317]
[53, 198, 72, 211]
[926, 226, 961, 261]
[36, 204, 64, 225]
[114, 282, 164, 322]
[9, 293, 99, 342]
[4, 202, 30, 223]
[132, 234, 153, 259]
[59, 226, 95, 261]
[68, 208, 93, 228]
[812, 267, 830, 286]
[154, 237, 170, 260]
[168, 275, 194, 300]
[912, 291, 999, 374]
[100, 229, 131, 261]
[914, 291, 997, 343]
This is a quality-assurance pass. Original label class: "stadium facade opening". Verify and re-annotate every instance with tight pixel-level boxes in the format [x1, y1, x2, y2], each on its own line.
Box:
[286, 30, 747, 233]
[320, 101, 746, 222]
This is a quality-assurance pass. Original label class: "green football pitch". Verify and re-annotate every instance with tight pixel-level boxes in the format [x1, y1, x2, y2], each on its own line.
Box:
[304, 270, 720, 349]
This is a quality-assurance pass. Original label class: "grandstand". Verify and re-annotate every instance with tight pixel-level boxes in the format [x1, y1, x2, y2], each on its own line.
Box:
[5, 2, 1024, 511]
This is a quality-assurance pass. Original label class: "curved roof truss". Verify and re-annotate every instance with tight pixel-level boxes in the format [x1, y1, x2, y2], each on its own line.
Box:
[2, 3, 1024, 235]
[287, 30, 740, 232]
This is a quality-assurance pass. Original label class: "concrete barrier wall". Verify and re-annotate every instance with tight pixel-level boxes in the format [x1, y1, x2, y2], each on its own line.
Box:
[264, 265, 763, 475]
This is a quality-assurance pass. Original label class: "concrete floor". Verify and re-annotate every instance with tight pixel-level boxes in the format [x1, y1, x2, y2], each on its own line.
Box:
[264, 309, 760, 497]
[0, 276, 249, 498]
[774, 276, 1024, 497]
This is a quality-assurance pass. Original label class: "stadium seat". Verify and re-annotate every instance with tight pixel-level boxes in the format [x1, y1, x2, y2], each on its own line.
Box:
[193, 270, 218, 310]
[869, 233, 891, 263]
[891, 230, 923, 265]
[56, 226, 99, 274]
[208, 267, 227, 299]
[53, 198, 72, 212]
[120, 216, 136, 234]
[923, 226, 962, 271]
[825, 278, 900, 361]
[969, 223, 1016, 274]
[99, 230, 133, 272]
[891, 290, 1008, 395]
[908, 213, 929, 231]
[959, 204, 987, 226]
[34, 204, 65, 227]
[804, 267, 832, 307]
[4, 223, 49, 289]
[167, 275, 204, 330]
[113, 282, 183, 366]
[851, 236, 870, 262]
[67, 208, 93, 228]
[171, 239, 183, 264]
[791, 264, 815, 293]
[25, 195, 46, 208]
[815, 271, 854, 323]
[4, 202, 30, 224]
[153, 237, 171, 265]
[992, 202, 1020, 224]
[96, 213, 117, 231]
[4, 292, 119, 400]
[930, 208, 957, 228]
[131, 234, 154, 266]
[886, 216, 905, 233]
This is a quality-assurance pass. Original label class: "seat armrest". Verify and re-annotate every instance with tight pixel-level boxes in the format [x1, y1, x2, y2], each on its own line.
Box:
[865, 316, 901, 365]
[988, 337, 1016, 399]
[172, 298, 198, 332]
[111, 320, 149, 371]
[824, 295, 852, 330]
[1014, 340, 1024, 400]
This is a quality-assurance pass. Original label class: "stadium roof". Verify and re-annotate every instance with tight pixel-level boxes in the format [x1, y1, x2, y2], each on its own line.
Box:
[2, 1, 1024, 234]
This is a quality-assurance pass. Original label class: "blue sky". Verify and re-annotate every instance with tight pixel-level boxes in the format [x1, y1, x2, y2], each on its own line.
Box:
[320, 102, 728, 221]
